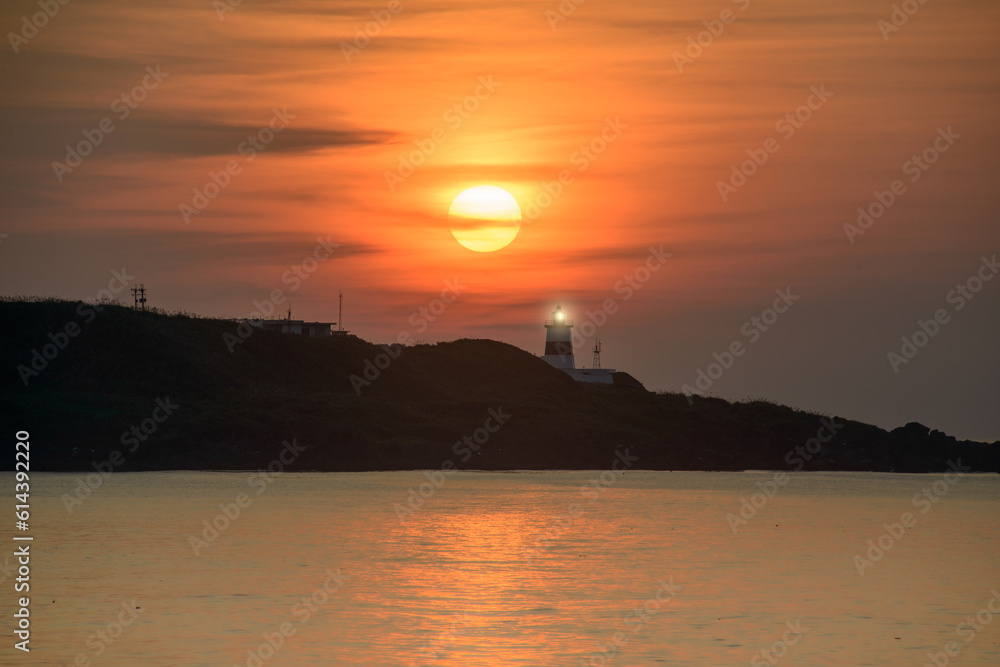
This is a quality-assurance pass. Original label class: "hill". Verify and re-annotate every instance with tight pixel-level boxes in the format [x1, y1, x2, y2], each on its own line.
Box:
[1, 298, 996, 472]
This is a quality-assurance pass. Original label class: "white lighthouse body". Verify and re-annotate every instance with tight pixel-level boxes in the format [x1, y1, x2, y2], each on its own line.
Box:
[542, 305, 575, 369]
[541, 305, 616, 384]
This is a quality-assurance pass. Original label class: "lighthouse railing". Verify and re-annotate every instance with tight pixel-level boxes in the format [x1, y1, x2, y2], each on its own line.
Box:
[544, 319, 574, 326]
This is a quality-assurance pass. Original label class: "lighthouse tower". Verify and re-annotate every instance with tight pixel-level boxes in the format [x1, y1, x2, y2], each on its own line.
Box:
[540, 305, 617, 384]
[541, 305, 575, 369]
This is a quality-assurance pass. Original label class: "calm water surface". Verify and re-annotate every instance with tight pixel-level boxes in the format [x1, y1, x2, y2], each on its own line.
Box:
[9, 471, 1000, 666]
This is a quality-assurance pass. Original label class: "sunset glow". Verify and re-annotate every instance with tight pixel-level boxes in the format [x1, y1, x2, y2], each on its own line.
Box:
[0, 0, 997, 439]
[2, 0, 999, 664]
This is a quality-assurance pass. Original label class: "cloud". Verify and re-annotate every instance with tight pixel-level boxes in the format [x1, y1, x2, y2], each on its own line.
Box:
[0, 106, 393, 160]
[105, 229, 382, 264]
[0, 229, 383, 271]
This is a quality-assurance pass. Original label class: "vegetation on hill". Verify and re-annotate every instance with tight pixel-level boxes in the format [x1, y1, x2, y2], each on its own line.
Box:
[1, 298, 996, 472]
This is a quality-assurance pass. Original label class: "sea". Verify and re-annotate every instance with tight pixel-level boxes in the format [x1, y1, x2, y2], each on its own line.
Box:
[7, 470, 1000, 666]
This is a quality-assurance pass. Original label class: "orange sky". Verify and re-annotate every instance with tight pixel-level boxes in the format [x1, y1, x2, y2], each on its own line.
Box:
[1, 0, 998, 439]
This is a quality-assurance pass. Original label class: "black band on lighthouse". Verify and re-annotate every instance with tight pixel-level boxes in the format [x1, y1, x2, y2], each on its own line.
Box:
[545, 341, 573, 356]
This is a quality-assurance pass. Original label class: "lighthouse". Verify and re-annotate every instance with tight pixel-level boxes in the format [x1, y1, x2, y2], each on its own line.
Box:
[542, 305, 575, 369]
[540, 305, 617, 384]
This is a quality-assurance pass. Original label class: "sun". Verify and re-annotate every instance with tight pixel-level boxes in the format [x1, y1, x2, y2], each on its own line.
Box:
[448, 185, 522, 252]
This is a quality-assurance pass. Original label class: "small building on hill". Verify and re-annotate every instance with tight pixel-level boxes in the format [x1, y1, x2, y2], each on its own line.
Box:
[258, 318, 336, 337]
[251, 306, 346, 337]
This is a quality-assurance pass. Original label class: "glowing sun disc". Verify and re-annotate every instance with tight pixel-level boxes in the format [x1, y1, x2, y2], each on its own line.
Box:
[449, 185, 522, 252]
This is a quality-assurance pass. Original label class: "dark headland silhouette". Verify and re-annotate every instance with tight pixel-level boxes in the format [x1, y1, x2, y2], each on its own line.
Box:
[2, 299, 997, 473]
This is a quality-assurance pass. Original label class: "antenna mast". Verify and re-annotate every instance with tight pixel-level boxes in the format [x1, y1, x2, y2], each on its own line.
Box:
[131, 284, 147, 311]
[338, 291, 343, 332]
[593, 338, 601, 369]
